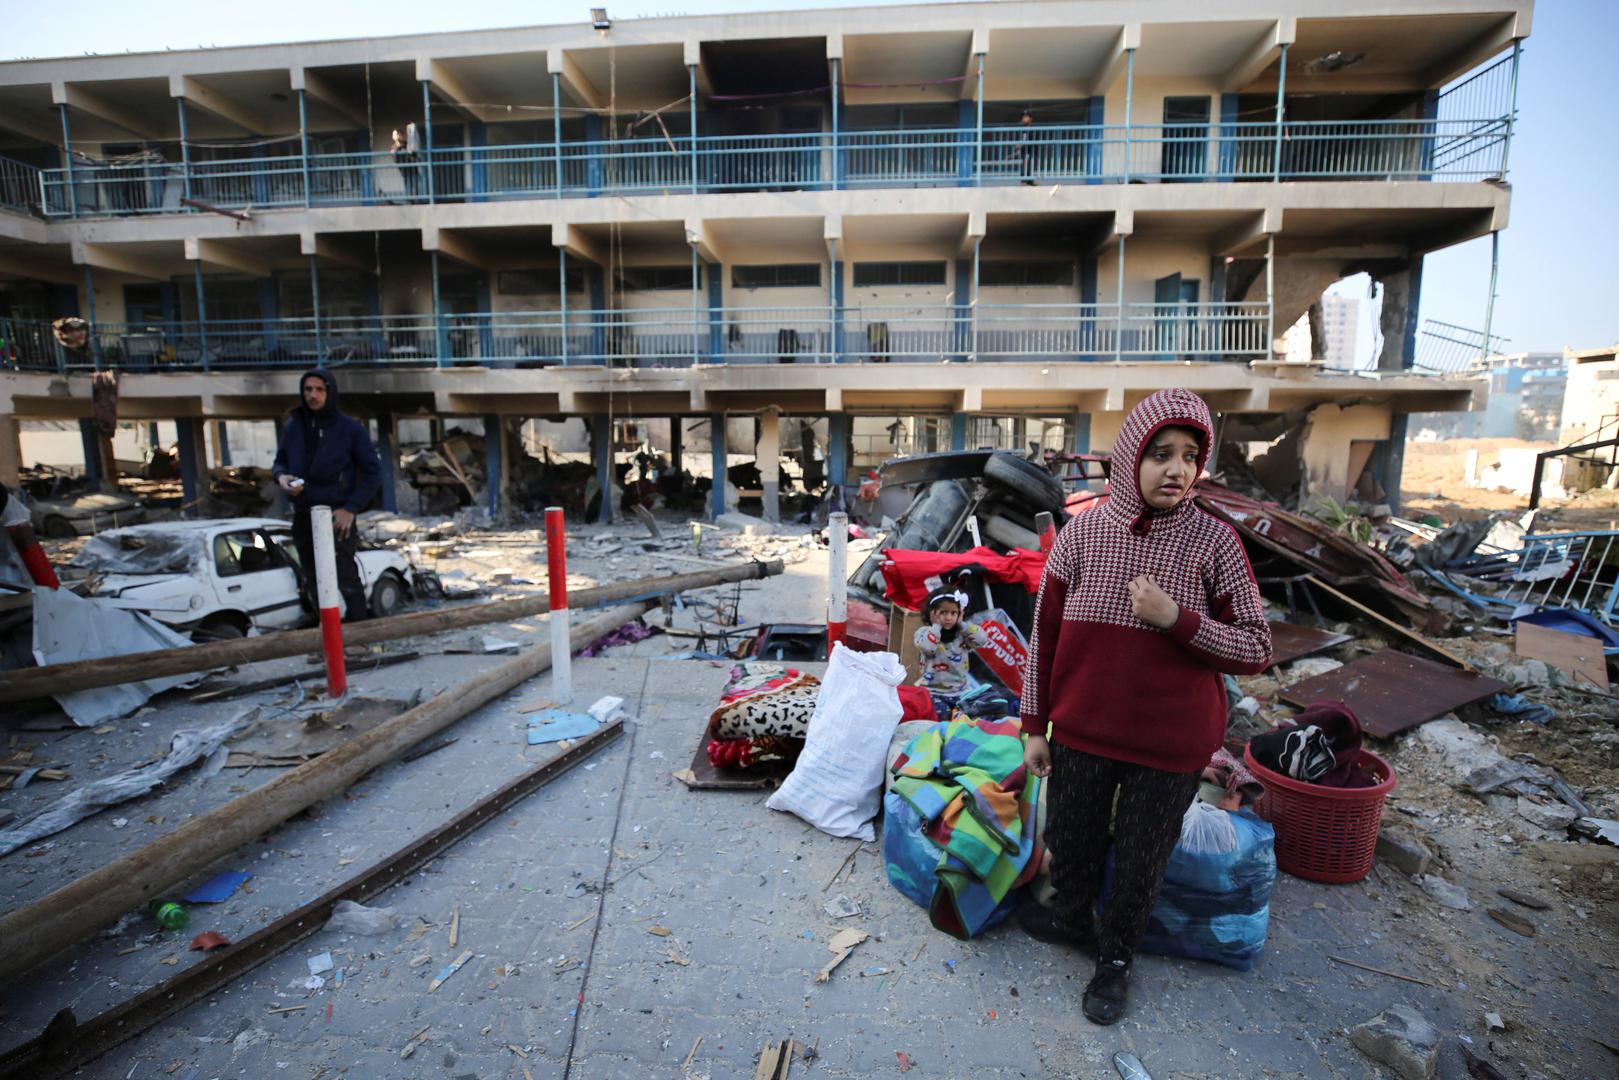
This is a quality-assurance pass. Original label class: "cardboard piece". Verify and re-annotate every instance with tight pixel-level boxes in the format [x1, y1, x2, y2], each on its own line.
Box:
[1515, 621, 1610, 692]
[888, 608, 925, 685]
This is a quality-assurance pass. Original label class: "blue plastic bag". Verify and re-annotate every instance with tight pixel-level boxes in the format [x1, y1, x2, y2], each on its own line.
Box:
[1103, 806, 1276, 971]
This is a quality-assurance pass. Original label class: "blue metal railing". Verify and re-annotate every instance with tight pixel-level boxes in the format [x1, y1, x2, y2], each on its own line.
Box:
[0, 156, 44, 217]
[33, 112, 1515, 219]
[2, 303, 1273, 372]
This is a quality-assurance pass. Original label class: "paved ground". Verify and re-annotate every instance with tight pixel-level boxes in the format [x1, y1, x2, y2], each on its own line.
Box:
[2, 638, 1616, 1078]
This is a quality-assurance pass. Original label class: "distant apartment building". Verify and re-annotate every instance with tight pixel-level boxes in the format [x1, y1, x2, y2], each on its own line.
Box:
[1417, 351, 1566, 440]
[1281, 294, 1361, 369]
[0, 0, 1526, 514]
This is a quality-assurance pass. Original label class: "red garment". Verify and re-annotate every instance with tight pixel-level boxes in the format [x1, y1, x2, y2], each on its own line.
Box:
[1020, 389, 1272, 774]
[880, 546, 1046, 612]
[896, 684, 938, 722]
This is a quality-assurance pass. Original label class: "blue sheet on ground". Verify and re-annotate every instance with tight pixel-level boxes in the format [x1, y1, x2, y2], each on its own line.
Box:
[183, 869, 252, 904]
[527, 709, 600, 744]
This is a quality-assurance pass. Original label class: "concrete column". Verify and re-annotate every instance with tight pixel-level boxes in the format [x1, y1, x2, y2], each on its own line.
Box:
[1373, 256, 1424, 513]
[592, 413, 614, 524]
[483, 414, 508, 522]
[175, 416, 208, 517]
[77, 418, 104, 489]
[0, 415, 21, 490]
[376, 415, 400, 513]
[214, 421, 233, 467]
[950, 413, 968, 452]
[1071, 411, 1091, 454]
[826, 413, 849, 511]
[757, 408, 782, 523]
[669, 416, 684, 486]
[709, 413, 727, 521]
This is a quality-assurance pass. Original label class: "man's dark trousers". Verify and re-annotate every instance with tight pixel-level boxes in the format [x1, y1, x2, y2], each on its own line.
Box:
[292, 509, 369, 620]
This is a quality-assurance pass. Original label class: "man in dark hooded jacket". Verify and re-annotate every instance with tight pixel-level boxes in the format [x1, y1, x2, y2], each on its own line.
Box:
[272, 369, 381, 620]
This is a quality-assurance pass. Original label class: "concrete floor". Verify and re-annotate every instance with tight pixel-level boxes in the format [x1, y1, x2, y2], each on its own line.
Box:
[1, 634, 1615, 1078]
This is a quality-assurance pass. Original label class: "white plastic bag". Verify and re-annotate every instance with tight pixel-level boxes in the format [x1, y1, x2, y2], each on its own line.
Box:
[1178, 799, 1239, 856]
[766, 643, 906, 841]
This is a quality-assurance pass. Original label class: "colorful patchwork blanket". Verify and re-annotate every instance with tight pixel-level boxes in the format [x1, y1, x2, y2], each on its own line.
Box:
[886, 715, 1043, 939]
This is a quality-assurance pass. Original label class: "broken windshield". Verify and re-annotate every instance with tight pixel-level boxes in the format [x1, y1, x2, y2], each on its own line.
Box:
[72, 530, 208, 576]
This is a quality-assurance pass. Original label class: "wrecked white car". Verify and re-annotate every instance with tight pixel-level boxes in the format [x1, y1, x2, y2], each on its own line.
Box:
[68, 518, 432, 640]
[29, 490, 148, 538]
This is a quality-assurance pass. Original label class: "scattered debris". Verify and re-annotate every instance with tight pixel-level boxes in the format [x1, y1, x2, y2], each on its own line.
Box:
[189, 931, 230, 951]
[815, 927, 869, 983]
[428, 950, 473, 992]
[1279, 652, 1508, 738]
[182, 870, 251, 905]
[822, 894, 862, 919]
[1486, 907, 1537, 937]
[398, 1024, 432, 1059]
[1349, 1004, 1441, 1080]
[1417, 875, 1471, 911]
[1496, 887, 1551, 910]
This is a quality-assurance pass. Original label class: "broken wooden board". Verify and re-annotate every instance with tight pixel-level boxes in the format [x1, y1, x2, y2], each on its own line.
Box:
[1267, 622, 1352, 668]
[1278, 649, 1509, 738]
[1515, 622, 1610, 692]
[754, 1039, 802, 1080]
[677, 725, 795, 791]
[224, 695, 414, 768]
[1304, 575, 1471, 669]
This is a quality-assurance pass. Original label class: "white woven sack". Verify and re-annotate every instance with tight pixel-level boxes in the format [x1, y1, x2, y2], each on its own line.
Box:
[766, 643, 906, 841]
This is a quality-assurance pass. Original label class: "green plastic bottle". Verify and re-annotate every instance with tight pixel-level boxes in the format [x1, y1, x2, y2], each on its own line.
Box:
[150, 901, 188, 931]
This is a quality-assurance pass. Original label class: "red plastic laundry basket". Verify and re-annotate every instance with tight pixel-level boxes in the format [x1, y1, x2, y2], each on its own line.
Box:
[1243, 743, 1396, 884]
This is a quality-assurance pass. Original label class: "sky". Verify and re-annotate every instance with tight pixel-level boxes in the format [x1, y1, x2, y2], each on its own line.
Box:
[3, 0, 1613, 357]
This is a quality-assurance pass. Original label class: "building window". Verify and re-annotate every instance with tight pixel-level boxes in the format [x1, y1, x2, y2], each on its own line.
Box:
[617, 265, 700, 291]
[732, 264, 821, 289]
[978, 261, 1075, 288]
[498, 269, 583, 294]
[852, 261, 947, 288]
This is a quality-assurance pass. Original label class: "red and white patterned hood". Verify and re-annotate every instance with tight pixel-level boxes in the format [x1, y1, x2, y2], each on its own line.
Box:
[1105, 388, 1213, 536]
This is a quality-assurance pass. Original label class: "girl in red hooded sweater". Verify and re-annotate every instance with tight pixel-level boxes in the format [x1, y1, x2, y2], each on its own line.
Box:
[1020, 387, 1271, 1025]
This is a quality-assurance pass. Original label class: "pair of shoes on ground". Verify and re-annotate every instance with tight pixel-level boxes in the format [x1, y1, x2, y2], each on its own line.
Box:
[1016, 905, 1129, 1025]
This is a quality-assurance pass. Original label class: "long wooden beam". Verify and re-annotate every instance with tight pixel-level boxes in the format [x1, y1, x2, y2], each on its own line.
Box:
[0, 603, 646, 983]
[0, 560, 783, 704]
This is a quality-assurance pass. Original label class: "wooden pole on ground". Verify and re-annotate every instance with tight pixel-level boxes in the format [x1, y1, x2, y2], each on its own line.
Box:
[0, 603, 647, 983]
[0, 561, 783, 705]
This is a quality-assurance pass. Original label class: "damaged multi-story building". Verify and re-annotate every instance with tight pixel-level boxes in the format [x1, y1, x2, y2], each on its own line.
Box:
[0, 0, 1527, 520]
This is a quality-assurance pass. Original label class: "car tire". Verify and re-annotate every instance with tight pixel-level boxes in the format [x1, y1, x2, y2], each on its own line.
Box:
[192, 615, 247, 643]
[983, 453, 1065, 513]
[980, 513, 1041, 552]
[371, 573, 406, 619]
[41, 515, 76, 539]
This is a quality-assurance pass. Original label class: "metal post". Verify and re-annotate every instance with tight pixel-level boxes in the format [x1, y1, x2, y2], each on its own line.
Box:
[194, 261, 210, 373]
[1482, 229, 1500, 361]
[827, 510, 848, 649]
[688, 63, 698, 194]
[421, 80, 435, 203]
[1272, 41, 1289, 182]
[973, 52, 985, 183]
[553, 72, 564, 198]
[559, 247, 569, 366]
[310, 505, 348, 698]
[690, 241, 700, 367]
[82, 265, 102, 369]
[1122, 48, 1135, 184]
[310, 254, 324, 363]
[298, 87, 312, 207]
[830, 57, 841, 191]
[1500, 39, 1522, 177]
[545, 507, 572, 703]
[176, 97, 192, 203]
[58, 104, 78, 218]
[1265, 232, 1276, 359]
[970, 235, 981, 362]
[430, 249, 447, 367]
[1114, 234, 1126, 362]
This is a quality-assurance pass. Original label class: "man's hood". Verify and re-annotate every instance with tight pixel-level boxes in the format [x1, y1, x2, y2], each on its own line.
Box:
[1105, 387, 1213, 536]
[300, 368, 340, 420]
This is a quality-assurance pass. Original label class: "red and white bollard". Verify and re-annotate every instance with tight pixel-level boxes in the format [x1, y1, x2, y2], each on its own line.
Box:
[310, 506, 347, 698]
[1035, 510, 1057, 555]
[827, 511, 848, 650]
[545, 506, 572, 704]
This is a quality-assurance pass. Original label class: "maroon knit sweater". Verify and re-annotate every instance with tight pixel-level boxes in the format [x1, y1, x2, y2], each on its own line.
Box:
[1020, 388, 1272, 773]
